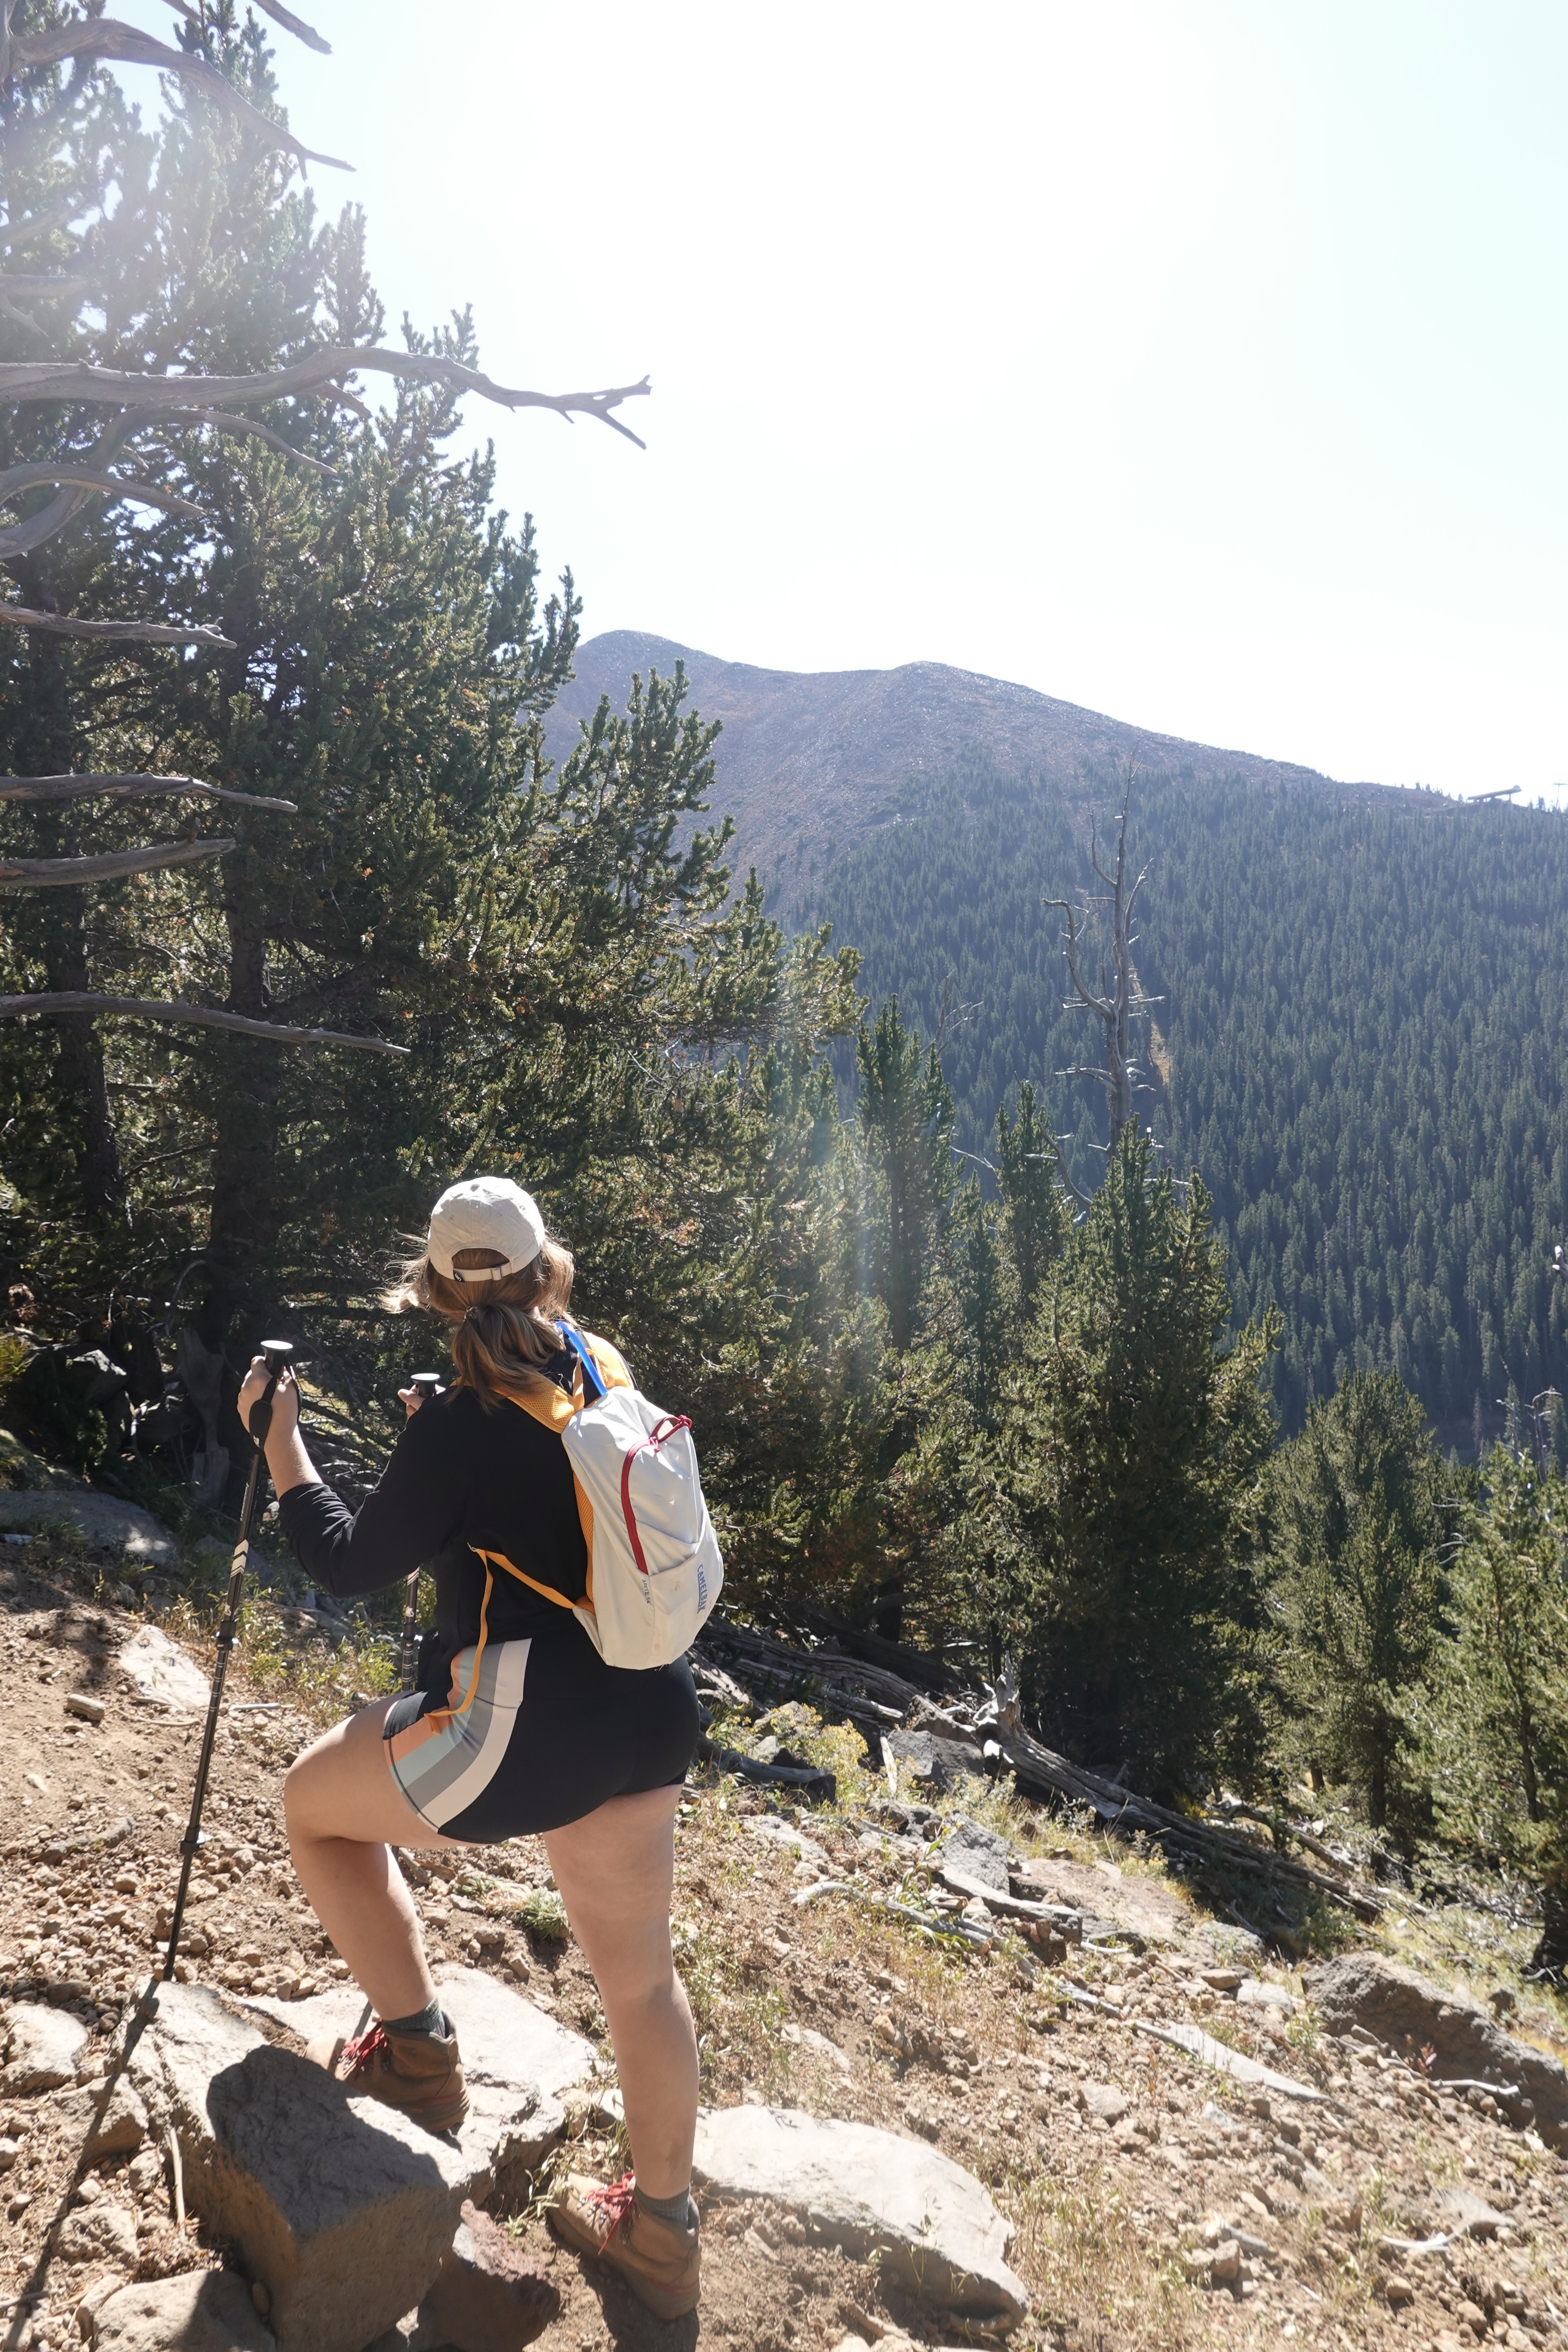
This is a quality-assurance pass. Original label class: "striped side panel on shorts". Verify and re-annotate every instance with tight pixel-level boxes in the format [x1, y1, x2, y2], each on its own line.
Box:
[386, 1636, 531, 1831]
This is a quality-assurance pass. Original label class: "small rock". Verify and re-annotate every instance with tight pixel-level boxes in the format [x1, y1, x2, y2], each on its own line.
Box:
[0, 2139, 18, 2172]
[1077, 2082, 1130, 2124]
[781, 2022, 852, 2075]
[55, 2197, 137, 2266]
[744, 1816, 830, 1871]
[94, 2271, 274, 2352]
[3, 2001, 90, 2093]
[1201, 1967, 1246, 1991]
[1435, 2187, 1508, 2239]
[85, 2078, 148, 2161]
[1209, 2238, 1242, 2286]
[1237, 1978, 1295, 2015]
[937, 1815, 1011, 1894]
[884, 1727, 987, 1790]
[116, 1623, 210, 1711]
[64, 1693, 106, 1723]
[421, 2198, 558, 2351]
[1384, 2274, 1415, 2307]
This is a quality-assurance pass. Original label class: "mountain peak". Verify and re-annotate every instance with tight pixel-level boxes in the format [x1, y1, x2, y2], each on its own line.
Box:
[545, 632, 1366, 901]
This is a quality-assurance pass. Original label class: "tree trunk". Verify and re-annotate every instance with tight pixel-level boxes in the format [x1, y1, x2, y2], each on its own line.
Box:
[1368, 1753, 1387, 1830]
[198, 857, 282, 1351]
[1517, 1696, 1540, 1823]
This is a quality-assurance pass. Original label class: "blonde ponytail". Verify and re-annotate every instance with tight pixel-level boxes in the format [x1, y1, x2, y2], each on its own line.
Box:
[384, 1232, 578, 1411]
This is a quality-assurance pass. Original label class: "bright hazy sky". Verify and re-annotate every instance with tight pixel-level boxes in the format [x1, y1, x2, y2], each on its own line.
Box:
[126, 2, 1568, 800]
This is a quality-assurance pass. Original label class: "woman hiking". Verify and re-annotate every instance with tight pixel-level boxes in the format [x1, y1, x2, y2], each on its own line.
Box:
[237, 1175, 704, 2320]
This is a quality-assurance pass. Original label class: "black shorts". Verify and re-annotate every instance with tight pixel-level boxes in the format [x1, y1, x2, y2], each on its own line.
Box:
[382, 1620, 700, 1841]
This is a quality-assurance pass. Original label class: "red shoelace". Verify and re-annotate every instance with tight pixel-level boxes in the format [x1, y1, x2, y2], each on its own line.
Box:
[340, 2022, 392, 2072]
[587, 2173, 637, 2240]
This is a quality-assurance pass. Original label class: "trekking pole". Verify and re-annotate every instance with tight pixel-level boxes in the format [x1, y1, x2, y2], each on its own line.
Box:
[161, 1340, 293, 1984]
[399, 1373, 442, 1691]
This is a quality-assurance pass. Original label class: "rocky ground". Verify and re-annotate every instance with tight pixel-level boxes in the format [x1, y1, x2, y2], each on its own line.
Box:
[2, 1531, 1567, 2352]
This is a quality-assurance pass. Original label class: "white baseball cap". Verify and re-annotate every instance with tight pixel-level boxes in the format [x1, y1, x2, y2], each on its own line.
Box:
[426, 1176, 546, 1284]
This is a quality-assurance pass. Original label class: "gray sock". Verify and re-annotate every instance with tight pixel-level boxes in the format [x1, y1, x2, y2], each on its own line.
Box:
[635, 2182, 697, 2233]
[381, 1999, 446, 2039]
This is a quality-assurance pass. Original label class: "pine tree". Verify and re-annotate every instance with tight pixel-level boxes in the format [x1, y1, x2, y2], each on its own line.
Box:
[1426, 1450, 1568, 1976]
[1271, 1369, 1452, 1832]
[998, 1129, 1277, 1795]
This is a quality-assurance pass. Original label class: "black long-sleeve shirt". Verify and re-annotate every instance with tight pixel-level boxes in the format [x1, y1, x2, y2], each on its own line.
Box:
[278, 1347, 623, 1676]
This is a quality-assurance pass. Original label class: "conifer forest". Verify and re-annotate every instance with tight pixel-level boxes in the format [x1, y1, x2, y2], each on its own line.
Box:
[1, 2, 1564, 1979]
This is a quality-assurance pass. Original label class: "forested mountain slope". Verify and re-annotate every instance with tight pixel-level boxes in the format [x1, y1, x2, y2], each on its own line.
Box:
[545, 631, 1358, 902]
[799, 761, 1568, 1439]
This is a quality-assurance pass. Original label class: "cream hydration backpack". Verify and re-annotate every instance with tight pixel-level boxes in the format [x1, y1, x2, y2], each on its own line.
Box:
[472, 1323, 723, 1669]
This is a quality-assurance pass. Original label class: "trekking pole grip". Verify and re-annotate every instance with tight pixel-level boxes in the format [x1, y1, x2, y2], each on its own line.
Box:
[248, 1337, 293, 1448]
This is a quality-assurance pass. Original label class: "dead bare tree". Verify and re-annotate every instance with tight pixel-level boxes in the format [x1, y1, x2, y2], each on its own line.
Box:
[1044, 763, 1161, 1205]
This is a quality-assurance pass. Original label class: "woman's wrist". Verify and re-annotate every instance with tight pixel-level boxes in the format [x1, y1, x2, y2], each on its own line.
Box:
[266, 1425, 321, 1498]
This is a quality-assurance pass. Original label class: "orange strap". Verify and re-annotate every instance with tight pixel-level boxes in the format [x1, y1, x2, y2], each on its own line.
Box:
[474, 1544, 591, 1617]
[484, 1329, 628, 1602]
[425, 1560, 495, 1726]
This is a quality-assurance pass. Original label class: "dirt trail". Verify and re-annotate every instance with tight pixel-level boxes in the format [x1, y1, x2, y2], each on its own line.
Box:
[2, 1548, 1566, 2352]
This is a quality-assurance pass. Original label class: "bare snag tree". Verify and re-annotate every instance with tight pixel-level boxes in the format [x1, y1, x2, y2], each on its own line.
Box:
[1044, 763, 1161, 1205]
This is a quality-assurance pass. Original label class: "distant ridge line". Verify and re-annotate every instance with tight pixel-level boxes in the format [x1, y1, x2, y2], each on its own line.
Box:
[544, 630, 1392, 904]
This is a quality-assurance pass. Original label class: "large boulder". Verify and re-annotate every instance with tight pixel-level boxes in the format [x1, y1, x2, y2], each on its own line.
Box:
[126, 1983, 472, 2352]
[0, 1487, 178, 1568]
[1306, 1953, 1568, 2149]
[692, 2104, 1028, 2318]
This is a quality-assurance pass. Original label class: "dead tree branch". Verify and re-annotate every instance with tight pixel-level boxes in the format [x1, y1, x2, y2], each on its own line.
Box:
[0, 773, 296, 812]
[0, 463, 204, 557]
[141, 405, 338, 477]
[8, 20, 351, 171]
[0, 198, 87, 252]
[0, 273, 93, 299]
[158, 0, 330, 54]
[0, 837, 233, 888]
[0, 994, 408, 1054]
[0, 348, 653, 447]
[1041, 763, 1161, 1197]
[0, 601, 233, 647]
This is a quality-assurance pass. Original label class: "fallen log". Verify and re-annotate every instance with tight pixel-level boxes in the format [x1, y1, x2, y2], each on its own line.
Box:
[696, 1733, 836, 1807]
[992, 1716, 1381, 1920]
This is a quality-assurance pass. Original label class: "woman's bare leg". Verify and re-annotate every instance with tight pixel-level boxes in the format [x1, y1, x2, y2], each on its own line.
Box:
[544, 1787, 696, 2202]
[284, 1697, 469, 2022]
[287, 1712, 696, 2194]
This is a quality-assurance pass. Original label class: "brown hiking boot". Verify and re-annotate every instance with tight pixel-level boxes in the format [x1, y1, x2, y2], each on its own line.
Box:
[550, 2172, 701, 2319]
[305, 2015, 470, 2137]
